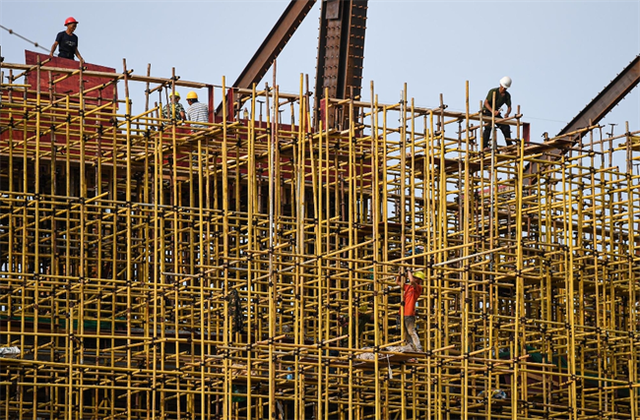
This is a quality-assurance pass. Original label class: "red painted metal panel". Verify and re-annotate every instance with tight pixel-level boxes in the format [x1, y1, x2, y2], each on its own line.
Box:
[523, 122, 530, 144]
[25, 50, 118, 104]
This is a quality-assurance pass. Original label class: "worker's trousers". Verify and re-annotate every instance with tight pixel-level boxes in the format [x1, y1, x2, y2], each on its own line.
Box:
[482, 111, 512, 149]
[403, 316, 423, 352]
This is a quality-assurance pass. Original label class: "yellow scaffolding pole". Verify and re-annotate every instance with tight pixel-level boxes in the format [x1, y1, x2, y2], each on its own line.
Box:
[0, 60, 639, 420]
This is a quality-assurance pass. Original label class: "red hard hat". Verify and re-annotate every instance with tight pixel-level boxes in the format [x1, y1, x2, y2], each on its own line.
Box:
[64, 17, 78, 26]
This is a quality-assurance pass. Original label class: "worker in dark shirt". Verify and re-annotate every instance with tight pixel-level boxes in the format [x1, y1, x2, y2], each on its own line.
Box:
[50, 17, 84, 63]
[482, 76, 512, 150]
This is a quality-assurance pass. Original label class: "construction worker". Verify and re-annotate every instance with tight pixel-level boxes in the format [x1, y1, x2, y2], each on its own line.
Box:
[162, 91, 186, 125]
[50, 17, 84, 63]
[395, 269, 425, 352]
[482, 76, 513, 150]
[185, 91, 209, 129]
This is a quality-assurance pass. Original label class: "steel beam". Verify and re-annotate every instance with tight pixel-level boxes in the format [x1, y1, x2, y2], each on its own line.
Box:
[558, 55, 640, 137]
[231, 0, 316, 90]
[525, 55, 640, 182]
[314, 0, 368, 129]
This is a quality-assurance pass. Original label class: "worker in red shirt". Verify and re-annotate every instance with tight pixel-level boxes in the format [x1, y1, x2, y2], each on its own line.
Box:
[396, 269, 425, 352]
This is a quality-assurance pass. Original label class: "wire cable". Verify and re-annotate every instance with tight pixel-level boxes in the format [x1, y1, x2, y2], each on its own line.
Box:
[0, 24, 48, 52]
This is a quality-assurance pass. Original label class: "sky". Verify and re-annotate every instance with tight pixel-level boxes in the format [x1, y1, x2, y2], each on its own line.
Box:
[1, 0, 639, 144]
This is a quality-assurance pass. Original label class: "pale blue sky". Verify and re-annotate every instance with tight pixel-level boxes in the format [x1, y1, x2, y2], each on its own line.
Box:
[1, 0, 639, 142]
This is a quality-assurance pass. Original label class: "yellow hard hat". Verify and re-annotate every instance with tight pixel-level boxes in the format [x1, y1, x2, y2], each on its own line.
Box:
[412, 271, 426, 281]
[170, 91, 180, 98]
[186, 91, 198, 100]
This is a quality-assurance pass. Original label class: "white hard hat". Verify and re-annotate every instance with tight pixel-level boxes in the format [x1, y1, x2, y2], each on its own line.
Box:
[500, 76, 512, 89]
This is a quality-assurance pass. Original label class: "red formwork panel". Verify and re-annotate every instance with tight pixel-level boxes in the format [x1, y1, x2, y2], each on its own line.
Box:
[25, 50, 117, 103]
[0, 51, 120, 156]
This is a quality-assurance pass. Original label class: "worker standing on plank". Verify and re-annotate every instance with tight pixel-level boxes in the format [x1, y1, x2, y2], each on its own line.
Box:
[162, 91, 186, 125]
[186, 91, 209, 129]
[50, 17, 84, 63]
[396, 269, 425, 352]
[482, 76, 513, 150]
